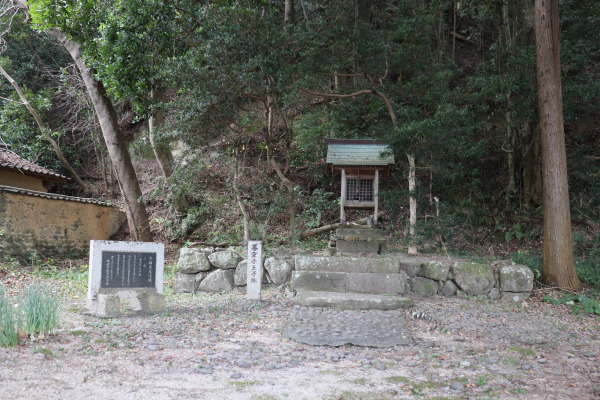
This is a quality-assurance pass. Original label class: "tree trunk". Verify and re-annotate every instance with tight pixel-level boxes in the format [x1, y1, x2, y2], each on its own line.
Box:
[53, 32, 152, 242]
[534, 0, 581, 290]
[149, 87, 174, 179]
[264, 96, 296, 252]
[519, 121, 543, 207]
[505, 92, 517, 208]
[407, 154, 418, 255]
[284, 0, 295, 31]
[149, 86, 189, 214]
[233, 149, 249, 253]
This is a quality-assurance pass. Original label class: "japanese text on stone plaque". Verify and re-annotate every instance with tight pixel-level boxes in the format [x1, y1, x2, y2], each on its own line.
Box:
[250, 243, 259, 283]
[246, 240, 263, 300]
[100, 251, 156, 288]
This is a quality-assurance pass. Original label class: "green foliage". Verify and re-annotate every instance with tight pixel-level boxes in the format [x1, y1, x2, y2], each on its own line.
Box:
[544, 293, 600, 315]
[168, 204, 209, 240]
[11, 0, 600, 277]
[0, 285, 21, 347]
[21, 282, 60, 339]
[0, 281, 60, 347]
[574, 234, 600, 291]
[299, 189, 337, 230]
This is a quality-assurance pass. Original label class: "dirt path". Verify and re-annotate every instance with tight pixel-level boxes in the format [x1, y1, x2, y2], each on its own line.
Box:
[0, 287, 598, 399]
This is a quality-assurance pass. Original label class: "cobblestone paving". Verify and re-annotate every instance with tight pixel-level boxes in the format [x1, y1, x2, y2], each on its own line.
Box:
[283, 305, 412, 347]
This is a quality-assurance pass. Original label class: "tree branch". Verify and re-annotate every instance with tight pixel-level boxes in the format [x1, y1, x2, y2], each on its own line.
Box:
[300, 87, 373, 99]
[0, 65, 89, 192]
[449, 31, 478, 46]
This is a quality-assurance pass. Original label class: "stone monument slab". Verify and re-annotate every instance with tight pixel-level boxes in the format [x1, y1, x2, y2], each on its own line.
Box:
[87, 240, 165, 317]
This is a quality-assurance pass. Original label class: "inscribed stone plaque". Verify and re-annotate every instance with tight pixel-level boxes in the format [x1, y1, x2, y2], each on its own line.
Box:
[100, 251, 156, 288]
[88, 240, 164, 300]
[246, 240, 263, 300]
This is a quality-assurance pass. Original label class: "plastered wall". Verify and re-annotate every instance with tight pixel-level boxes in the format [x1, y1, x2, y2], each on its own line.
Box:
[0, 191, 126, 257]
[0, 170, 47, 192]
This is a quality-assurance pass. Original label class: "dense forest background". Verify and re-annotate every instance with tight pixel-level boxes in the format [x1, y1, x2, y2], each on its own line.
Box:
[0, 1, 598, 288]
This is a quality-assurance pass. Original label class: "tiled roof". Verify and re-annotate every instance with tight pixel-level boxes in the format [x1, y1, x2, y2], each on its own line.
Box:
[0, 147, 69, 182]
[0, 185, 119, 206]
[325, 139, 395, 166]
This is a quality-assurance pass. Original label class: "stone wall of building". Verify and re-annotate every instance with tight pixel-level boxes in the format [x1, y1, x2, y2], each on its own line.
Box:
[0, 187, 126, 257]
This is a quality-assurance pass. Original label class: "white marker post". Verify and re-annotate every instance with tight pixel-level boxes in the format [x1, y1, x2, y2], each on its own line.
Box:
[246, 240, 263, 300]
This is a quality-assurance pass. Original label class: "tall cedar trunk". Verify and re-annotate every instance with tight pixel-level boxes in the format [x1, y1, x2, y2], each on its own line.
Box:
[505, 92, 517, 207]
[54, 32, 152, 242]
[407, 154, 418, 255]
[519, 121, 543, 206]
[149, 87, 190, 214]
[534, 0, 582, 290]
[502, 5, 516, 207]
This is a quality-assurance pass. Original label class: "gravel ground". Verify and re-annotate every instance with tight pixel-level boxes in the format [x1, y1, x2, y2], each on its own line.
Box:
[0, 286, 598, 400]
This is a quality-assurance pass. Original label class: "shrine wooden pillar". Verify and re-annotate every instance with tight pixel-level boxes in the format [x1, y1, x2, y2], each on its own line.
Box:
[340, 168, 347, 223]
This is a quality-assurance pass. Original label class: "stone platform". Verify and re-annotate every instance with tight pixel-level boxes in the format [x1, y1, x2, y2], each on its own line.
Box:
[330, 226, 386, 255]
[291, 255, 417, 311]
[295, 290, 413, 310]
[282, 306, 412, 347]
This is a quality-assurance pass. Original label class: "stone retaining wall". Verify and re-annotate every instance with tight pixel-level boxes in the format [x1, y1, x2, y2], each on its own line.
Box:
[173, 247, 294, 294]
[409, 259, 533, 301]
[174, 248, 534, 302]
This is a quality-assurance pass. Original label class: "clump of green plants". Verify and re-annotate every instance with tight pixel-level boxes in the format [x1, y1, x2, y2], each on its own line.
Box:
[0, 285, 21, 347]
[0, 282, 61, 347]
[22, 282, 60, 338]
[544, 293, 600, 315]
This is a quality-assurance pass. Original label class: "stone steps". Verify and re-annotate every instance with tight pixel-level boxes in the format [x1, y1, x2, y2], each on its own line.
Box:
[335, 227, 385, 238]
[292, 255, 421, 310]
[291, 270, 409, 295]
[295, 255, 403, 273]
[294, 290, 414, 311]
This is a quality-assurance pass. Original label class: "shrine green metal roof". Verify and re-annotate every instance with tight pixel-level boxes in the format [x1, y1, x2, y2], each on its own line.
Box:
[325, 139, 395, 166]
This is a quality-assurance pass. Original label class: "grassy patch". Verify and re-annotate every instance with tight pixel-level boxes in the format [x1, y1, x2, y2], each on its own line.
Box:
[386, 376, 411, 384]
[35, 347, 54, 357]
[320, 369, 344, 376]
[327, 391, 397, 400]
[477, 374, 490, 387]
[510, 387, 528, 395]
[507, 347, 536, 357]
[503, 356, 520, 367]
[0, 258, 88, 297]
[351, 378, 369, 385]
[230, 380, 261, 389]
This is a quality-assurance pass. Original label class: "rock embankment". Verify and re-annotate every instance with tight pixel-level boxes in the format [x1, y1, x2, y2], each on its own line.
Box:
[175, 248, 535, 303]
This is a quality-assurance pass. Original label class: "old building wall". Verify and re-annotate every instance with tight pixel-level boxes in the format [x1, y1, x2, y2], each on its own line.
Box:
[0, 190, 126, 257]
[0, 170, 47, 192]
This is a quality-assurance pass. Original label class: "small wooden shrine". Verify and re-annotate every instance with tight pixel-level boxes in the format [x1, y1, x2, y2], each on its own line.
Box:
[325, 138, 395, 225]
